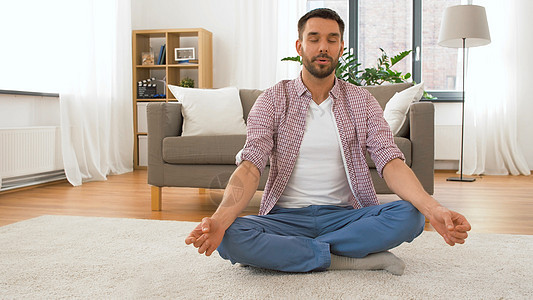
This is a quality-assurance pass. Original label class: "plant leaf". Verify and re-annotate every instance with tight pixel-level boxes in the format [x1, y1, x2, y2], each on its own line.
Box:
[390, 50, 412, 67]
[281, 56, 302, 64]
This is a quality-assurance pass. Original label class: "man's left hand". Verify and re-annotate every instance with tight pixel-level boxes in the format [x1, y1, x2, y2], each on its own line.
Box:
[428, 206, 472, 246]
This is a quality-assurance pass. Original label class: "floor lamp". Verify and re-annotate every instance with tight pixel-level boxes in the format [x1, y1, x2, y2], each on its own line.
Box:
[438, 5, 491, 182]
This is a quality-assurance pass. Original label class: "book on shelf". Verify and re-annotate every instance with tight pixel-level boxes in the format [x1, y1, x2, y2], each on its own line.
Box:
[157, 44, 166, 65]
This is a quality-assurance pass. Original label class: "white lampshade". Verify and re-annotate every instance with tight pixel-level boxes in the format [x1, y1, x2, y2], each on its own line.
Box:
[438, 5, 491, 48]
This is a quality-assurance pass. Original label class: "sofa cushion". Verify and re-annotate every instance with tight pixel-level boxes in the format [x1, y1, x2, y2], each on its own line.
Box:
[365, 137, 412, 168]
[163, 135, 247, 164]
[384, 82, 424, 136]
[361, 82, 414, 138]
[361, 82, 413, 110]
[164, 134, 411, 169]
[168, 85, 247, 136]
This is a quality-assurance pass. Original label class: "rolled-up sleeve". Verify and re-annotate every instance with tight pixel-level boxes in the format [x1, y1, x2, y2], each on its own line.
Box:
[238, 91, 275, 175]
[365, 92, 405, 178]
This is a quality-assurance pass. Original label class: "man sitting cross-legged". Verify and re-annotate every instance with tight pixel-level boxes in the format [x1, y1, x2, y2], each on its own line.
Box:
[185, 8, 471, 275]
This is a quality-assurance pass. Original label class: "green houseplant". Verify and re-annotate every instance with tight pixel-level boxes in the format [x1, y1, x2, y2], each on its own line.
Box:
[282, 48, 435, 99]
[179, 77, 195, 88]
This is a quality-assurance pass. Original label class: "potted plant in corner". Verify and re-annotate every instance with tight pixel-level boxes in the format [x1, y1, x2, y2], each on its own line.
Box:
[282, 48, 435, 99]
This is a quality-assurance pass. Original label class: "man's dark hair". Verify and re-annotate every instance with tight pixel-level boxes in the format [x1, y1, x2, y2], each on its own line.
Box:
[298, 8, 345, 41]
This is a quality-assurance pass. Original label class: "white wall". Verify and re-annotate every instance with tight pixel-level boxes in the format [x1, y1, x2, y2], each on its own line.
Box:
[131, 0, 533, 170]
[434, 102, 462, 170]
[0, 94, 60, 128]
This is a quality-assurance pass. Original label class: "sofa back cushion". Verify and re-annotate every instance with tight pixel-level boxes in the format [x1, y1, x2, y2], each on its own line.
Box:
[365, 137, 412, 168]
[168, 85, 248, 136]
[237, 84, 414, 138]
[361, 82, 413, 110]
[238, 83, 413, 120]
[362, 82, 414, 137]
[239, 89, 263, 123]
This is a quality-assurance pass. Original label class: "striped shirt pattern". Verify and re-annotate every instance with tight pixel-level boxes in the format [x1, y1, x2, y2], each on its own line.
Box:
[239, 75, 405, 215]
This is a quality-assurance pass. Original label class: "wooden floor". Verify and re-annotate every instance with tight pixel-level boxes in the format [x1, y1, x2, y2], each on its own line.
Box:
[0, 170, 532, 235]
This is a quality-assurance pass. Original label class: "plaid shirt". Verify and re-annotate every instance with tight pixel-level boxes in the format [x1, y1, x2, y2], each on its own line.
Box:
[240, 75, 405, 215]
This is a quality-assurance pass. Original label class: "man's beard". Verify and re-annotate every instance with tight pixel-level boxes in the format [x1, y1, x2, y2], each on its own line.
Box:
[301, 50, 340, 79]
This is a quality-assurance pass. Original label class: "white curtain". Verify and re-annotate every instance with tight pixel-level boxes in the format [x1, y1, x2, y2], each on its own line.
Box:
[59, 0, 133, 185]
[233, 0, 306, 89]
[0, 0, 133, 186]
[463, 0, 530, 175]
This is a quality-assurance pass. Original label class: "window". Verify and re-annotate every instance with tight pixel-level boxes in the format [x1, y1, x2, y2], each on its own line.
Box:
[421, 0, 462, 93]
[306, 0, 467, 100]
[358, 0, 413, 77]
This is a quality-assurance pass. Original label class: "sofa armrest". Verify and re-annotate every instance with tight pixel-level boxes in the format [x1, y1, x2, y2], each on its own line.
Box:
[147, 102, 182, 186]
[409, 101, 435, 194]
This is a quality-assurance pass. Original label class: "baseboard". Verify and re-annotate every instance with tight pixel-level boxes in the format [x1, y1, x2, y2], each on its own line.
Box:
[434, 160, 458, 170]
[0, 170, 66, 192]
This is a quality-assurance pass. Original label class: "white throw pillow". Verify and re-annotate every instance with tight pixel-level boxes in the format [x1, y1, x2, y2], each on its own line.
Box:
[383, 82, 424, 136]
[168, 85, 247, 136]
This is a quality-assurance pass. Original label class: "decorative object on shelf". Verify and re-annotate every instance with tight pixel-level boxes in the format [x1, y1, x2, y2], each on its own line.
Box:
[178, 77, 195, 88]
[137, 78, 158, 98]
[142, 51, 155, 65]
[137, 83, 156, 99]
[438, 4, 491, 182]
[177, 59, 199, 65]
[174, 47, 195, 62]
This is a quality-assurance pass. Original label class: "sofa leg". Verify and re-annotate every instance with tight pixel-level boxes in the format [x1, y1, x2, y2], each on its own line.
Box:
[151, 186, 162, 211]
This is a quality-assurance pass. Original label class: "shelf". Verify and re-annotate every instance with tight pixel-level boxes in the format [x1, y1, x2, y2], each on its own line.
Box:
[135, 64, 200, 68]
[168, 64, 199, 68]
[135, 98, 168, 102]
[136, 65, 167, 68]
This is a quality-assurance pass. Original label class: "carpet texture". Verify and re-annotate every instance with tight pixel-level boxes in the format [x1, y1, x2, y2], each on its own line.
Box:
[1, 215, 532, 299]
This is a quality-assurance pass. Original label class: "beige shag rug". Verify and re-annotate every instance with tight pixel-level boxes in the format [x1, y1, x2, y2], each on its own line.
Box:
[0, 215, 532, 299]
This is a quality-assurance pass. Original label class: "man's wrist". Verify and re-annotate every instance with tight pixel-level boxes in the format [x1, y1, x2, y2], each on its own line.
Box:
[417, 196, 441, 219]
[210, 213, 234, 231]
[424, 202, 444, 221]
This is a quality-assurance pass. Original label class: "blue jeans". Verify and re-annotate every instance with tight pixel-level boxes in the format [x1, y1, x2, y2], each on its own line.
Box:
[217, 200, 425, 272]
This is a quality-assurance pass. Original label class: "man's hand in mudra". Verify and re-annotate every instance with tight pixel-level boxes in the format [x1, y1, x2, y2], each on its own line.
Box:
[428, 206, 471, 246]
[185, 217, 225, 256]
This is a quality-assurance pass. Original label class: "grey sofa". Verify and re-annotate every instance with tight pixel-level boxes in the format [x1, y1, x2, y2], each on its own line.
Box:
[146, 82, 434, 211]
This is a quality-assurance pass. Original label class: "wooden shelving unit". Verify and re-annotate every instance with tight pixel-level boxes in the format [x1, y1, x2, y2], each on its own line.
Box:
[132, 28, 213, 169]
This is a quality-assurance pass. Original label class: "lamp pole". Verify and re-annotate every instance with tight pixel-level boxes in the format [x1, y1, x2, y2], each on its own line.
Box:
[448, 38, 475, 182]
[460, 38, 466, 180]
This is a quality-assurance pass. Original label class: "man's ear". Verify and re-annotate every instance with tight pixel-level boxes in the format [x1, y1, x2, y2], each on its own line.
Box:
[339, 40, 345, 57]
[296, 39, 303, 56]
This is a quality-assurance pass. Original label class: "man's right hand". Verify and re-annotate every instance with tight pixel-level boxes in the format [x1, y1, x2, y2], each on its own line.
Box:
[185, 217, 225, 256]
[185, 161, 260, 256]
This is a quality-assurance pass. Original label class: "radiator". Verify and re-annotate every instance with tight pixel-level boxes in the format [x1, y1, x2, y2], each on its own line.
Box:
[0, 126, 65, 191]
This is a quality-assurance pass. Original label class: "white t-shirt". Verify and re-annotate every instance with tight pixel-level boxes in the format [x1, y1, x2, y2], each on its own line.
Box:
[276, 97, 352, 208]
